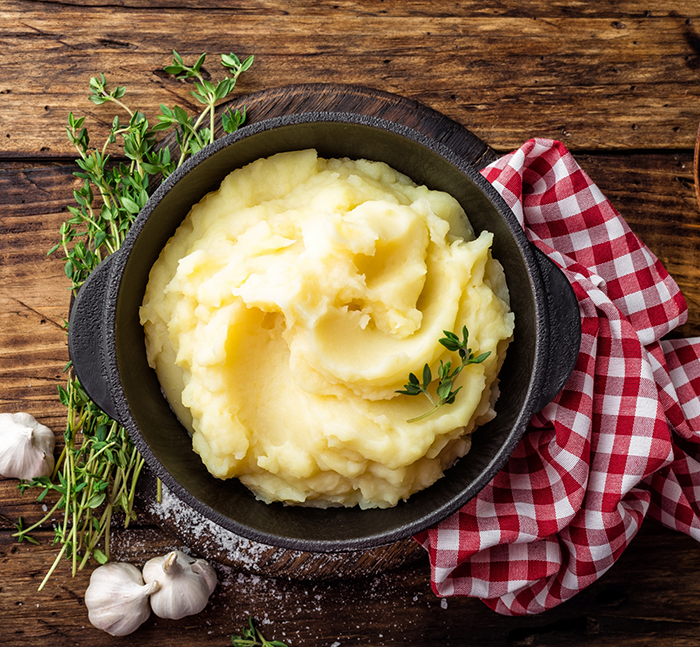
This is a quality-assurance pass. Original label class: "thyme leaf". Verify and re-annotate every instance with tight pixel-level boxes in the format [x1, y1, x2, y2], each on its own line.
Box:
[231, 616, 289, 647]
[396, 326, 491, 423]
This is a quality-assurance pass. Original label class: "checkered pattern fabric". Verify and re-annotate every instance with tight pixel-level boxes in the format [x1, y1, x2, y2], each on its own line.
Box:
[414, 139, 700, 615]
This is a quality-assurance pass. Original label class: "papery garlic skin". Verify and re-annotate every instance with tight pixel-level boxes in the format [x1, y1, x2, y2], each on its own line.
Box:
[143, 550, 218, 620]
[0, 412, 55, 480]
[85, 562, 161, 636]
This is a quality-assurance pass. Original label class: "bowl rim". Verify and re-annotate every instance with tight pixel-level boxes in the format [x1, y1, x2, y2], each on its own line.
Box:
[100, 111, 550, 551]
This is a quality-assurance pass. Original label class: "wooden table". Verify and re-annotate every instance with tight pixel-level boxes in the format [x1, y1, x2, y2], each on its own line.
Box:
[2, 2, 700, 645]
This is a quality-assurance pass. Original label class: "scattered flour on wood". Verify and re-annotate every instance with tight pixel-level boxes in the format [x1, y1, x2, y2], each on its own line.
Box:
[145, 482, 279, 573]
[108, 482, 445, 644]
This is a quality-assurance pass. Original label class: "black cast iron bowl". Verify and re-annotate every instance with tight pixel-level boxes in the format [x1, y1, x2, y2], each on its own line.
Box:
[68, 112, 581, 553]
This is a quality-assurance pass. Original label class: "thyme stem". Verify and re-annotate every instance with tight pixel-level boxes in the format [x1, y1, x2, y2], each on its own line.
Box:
[396, 326, 491, 422]
[18, 50, 254, 588]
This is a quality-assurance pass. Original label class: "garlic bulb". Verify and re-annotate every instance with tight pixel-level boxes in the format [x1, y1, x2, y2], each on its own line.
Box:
[85, 562, 161, 636]
[0, 412, 55, 480]
[142, 550, 217, 620]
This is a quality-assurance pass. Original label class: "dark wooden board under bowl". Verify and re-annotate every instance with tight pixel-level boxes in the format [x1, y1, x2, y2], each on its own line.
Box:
[135, 465, 428, 581]
[136, 83, 497, 581]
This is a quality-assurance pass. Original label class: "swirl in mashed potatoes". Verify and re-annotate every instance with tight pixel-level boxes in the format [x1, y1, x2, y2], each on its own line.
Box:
[139, 149, 514, 509]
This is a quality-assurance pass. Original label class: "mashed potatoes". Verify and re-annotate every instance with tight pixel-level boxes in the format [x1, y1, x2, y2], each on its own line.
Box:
[139, 149, 514, 509]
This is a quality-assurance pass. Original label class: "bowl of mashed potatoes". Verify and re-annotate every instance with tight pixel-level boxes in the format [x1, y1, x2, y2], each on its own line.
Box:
[69, 112, 580, 551]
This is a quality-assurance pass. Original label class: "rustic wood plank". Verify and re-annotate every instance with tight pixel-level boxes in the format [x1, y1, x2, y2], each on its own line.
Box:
[2, 519, 700, 646]
[11, 0, 700, 16]
[0, 164, 73, 427]
[694, 123, 700, 209]
[1, 1, 699, 157]
[2, 3, 700, 642]
[210, 83, 496, 168]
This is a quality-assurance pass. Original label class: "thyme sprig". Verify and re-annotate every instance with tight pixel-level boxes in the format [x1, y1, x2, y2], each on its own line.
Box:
[15, 379, 145, 590]
[15, 51, 253, 589]
[231, 617, 289, 647]
[156, 50, 253, 163]
[396, 326, 491, 423]
[50, 50, 253, 288]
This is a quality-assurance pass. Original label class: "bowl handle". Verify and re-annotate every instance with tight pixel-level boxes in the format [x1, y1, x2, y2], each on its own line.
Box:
[67, 255, 122, 423]
[531, 244, 582, 412]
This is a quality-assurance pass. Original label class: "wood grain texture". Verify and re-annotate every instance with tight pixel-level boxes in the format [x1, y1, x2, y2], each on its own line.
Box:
[695, 122, 700, 209]
[2, 520, 700, 646]
[1, 0, 699, 157]
[2, 0, 700, 644]
[209, 83, 498, 168]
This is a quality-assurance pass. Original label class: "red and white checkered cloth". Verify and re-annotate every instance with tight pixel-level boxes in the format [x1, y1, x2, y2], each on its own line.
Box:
[415, 138, 700, 615]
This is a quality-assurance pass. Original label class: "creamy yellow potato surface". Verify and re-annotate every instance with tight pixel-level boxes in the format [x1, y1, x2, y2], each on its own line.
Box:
[140, 149, 514, 509]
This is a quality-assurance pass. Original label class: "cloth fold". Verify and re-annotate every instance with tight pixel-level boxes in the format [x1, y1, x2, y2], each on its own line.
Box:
[415, 139, 700, 615]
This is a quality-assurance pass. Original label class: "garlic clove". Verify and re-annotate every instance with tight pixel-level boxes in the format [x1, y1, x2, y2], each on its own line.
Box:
[85, 562, 160, 637]
[0, 412, 55, 480]
[191, 557, 218, 596]
[142, 550, 218, 620]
